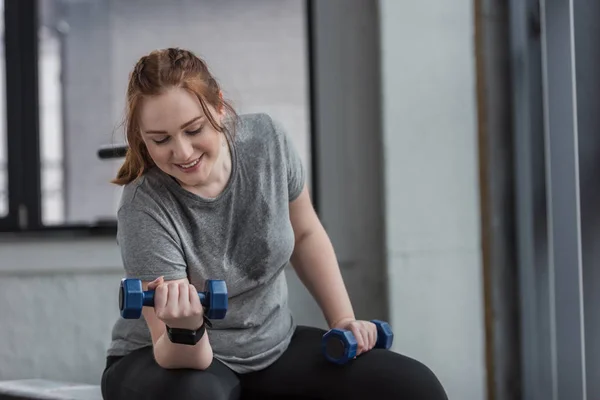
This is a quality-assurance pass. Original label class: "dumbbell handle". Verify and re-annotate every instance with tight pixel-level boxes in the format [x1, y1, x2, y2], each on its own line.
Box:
[141, 290, 207, 308]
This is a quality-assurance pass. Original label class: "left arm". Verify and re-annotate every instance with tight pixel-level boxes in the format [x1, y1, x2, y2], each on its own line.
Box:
[289, 184, 376, 354]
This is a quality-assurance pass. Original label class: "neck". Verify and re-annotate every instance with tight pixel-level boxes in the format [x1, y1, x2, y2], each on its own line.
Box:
[212, 139, 232, 187]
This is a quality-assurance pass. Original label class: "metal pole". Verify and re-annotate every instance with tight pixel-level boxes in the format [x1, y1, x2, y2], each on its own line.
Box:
[540, 0, 586, 398]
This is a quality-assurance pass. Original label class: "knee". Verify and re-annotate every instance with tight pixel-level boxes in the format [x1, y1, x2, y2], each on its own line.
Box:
[355, 350, 448, 400]
[401, 356, 448, 400]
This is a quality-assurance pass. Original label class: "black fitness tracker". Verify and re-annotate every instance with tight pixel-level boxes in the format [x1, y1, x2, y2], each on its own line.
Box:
[166, 322, 206, 346]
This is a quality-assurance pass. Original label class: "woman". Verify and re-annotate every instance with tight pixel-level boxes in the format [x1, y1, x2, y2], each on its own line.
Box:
[101, 47, 448, 400]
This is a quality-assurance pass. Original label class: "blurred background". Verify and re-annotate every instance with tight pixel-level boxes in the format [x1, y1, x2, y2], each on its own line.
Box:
[0, 0, 597, 399]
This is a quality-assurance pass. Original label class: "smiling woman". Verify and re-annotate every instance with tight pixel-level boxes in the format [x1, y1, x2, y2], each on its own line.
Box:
[112, 49, 238, 198]
[101, 47, 448, 400]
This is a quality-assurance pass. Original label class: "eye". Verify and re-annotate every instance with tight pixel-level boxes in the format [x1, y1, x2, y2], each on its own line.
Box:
[186, 125, 203, 135]
[153, 136, 170, 145]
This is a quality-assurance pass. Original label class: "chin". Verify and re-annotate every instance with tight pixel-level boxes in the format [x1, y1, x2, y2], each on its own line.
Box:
[158, 161, 211, 188]
[175, 172, 207, 187]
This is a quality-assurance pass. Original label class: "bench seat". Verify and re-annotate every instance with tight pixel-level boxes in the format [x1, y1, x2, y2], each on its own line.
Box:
[0, 379, 101, 400]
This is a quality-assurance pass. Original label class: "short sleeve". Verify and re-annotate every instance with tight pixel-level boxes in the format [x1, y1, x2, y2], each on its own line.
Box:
[269, 116, 306, 201]
[116, 205, 188, 281]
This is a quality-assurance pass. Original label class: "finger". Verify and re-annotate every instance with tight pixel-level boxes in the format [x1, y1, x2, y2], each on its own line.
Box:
[188, 284, 201, 311]
[351, 325, 366, 356]
[166, 282, 179, 312]
[359, 322, 369, 350]
[147, 276, 164, 290]
[178, 282, 190, 303]
[154, 284, 168, 316]
[367, 323, 377, 350]
[178, 282, 190, 314]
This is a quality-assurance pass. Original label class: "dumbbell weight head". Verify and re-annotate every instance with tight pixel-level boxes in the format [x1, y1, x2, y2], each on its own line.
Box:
[372, 319, 394, 349]
[204, 279, 228, 319]
[119, 278, 144, 319]
[322, 328, 358, 365]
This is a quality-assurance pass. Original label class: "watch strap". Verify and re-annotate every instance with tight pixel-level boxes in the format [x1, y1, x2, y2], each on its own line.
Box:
[166, 322, 206, 346]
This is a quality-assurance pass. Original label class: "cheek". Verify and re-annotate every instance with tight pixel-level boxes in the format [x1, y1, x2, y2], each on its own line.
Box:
[194, 133, 221, 154]
[145, 143, 170, 164]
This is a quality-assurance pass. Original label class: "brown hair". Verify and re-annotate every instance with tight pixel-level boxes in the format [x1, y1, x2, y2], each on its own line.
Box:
[112, 47, 237, 186]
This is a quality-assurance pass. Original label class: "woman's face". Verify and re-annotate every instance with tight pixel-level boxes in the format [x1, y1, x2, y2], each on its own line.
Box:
[139, 87, 227, 191]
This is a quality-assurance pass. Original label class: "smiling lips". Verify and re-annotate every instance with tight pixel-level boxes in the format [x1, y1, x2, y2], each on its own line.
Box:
[176, 154, 203, 172]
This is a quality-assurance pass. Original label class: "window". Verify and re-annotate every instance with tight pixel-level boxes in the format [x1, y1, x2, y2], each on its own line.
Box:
[37, 0, 123, 228]
[1, 0, 311, 233]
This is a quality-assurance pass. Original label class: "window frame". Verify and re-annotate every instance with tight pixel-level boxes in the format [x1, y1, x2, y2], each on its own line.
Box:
[0, 0, 318, 236]
[2, 0, 43, 233]
[0, 0, 116, 235]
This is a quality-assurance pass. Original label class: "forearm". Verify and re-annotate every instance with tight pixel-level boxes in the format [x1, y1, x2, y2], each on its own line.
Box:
[153, 329, 213, 370]
[290, 227, 355, 328]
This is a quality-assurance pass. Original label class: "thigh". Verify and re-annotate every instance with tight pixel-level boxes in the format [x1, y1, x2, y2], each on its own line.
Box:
[101, 346, 241, 400]
[239, 325, 448, 400]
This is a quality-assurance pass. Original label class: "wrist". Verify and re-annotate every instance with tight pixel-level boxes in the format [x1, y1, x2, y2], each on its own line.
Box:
[166, 318, 204, 331]
[330, 316, 355, 329]
[165, 323, 206, 346]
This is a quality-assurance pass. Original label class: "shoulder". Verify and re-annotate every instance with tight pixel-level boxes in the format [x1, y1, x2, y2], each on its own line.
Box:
[235, 113, 276, 140]
[117, 169, 170, 219]
[233, 112, 290, 153]
[237, 111, 272, 124]
[235, 112, 276, 132]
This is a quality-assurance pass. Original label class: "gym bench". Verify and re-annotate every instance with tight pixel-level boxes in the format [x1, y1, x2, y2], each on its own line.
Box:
[0, 379, 101, 400]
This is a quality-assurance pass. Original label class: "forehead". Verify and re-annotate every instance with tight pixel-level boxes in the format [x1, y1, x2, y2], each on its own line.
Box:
[139, 87, 203, 130]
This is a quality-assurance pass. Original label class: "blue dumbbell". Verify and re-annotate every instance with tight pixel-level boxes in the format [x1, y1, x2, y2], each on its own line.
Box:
[321, 320, 394, 364]
[119, 278, 228, 320]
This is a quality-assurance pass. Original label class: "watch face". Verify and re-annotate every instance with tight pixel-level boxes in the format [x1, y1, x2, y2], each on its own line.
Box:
[167, 325, 205, 346]
[169, 331, 195, 345]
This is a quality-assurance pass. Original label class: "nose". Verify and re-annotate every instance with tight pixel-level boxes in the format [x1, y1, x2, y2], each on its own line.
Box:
[171, 136, 194, 162]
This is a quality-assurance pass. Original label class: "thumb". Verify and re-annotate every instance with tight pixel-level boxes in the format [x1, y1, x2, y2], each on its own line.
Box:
[147, 276, 164, 290]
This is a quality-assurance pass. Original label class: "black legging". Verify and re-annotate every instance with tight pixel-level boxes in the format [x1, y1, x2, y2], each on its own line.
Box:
[101, 325, 448, 400]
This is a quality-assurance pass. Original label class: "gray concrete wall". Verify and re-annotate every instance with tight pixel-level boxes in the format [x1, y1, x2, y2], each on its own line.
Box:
[0, 238, 322, 383]
[379, 1, 487, 399]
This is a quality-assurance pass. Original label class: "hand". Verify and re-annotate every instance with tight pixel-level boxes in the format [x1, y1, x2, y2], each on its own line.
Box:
[333, 318, 378, 356]
[148, 276, 205, 330]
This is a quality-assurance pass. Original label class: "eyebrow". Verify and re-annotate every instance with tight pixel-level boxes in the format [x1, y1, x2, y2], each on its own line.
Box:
[144, 116, 203, 134]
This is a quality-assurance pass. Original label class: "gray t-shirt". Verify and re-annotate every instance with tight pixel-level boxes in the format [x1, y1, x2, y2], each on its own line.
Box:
[106, 113, 306, 374]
